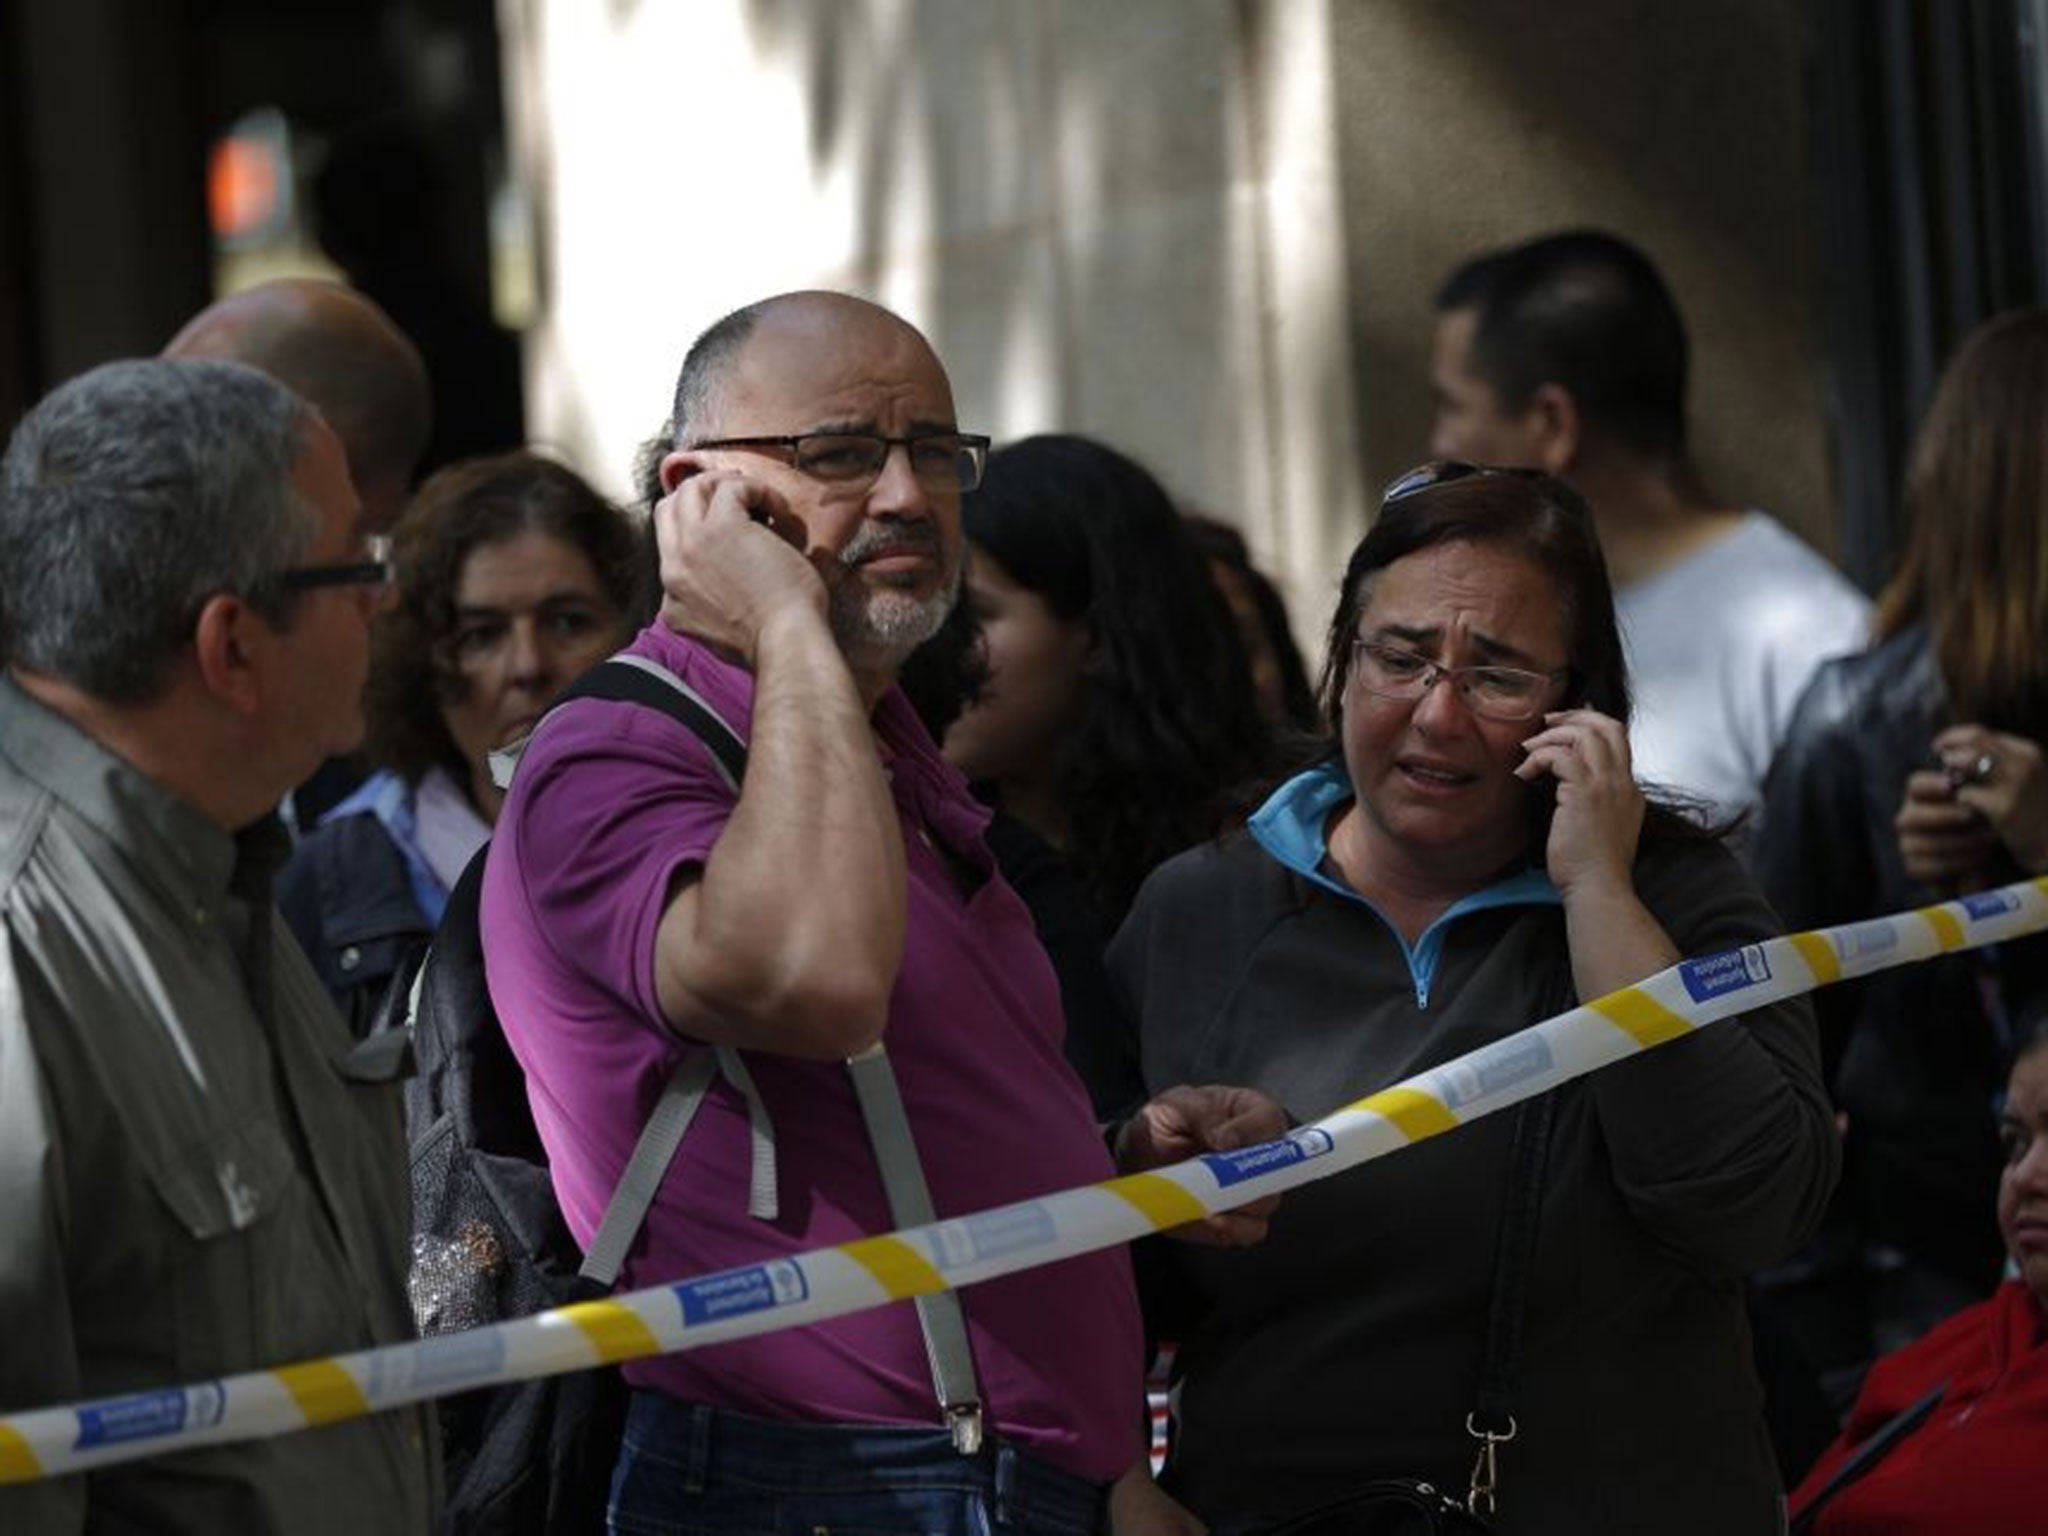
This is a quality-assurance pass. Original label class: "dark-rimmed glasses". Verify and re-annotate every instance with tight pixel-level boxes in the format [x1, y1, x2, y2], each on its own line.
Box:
[689, 431, 991, 493]
[278, 534, 393, 592]
[1351, 638, 1567, 723]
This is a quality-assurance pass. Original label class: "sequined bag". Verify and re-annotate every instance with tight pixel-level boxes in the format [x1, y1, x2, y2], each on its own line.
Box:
[396, 660, 756, 1535]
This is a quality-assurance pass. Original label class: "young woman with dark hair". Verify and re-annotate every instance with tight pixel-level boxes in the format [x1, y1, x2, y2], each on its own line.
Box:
[943, 434, 1271, 932]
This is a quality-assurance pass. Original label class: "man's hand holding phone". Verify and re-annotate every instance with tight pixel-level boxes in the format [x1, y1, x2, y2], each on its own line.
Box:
[654, 470, 830, 666]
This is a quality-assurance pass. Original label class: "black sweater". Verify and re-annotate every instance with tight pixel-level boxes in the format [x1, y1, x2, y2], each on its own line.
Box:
[1110, 829, 1836, 1535]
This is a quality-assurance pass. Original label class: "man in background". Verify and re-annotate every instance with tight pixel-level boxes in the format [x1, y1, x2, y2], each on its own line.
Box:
[1430, 229, 1870, 825]
[166, 277, 433, 826]
[165, 277, 432, 535]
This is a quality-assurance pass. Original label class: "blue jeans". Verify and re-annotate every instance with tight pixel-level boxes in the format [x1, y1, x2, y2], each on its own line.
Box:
[609, 1393, 1111, 1535]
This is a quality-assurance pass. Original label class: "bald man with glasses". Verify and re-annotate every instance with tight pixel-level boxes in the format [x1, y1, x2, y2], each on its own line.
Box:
[479, 292, 1275, 1534]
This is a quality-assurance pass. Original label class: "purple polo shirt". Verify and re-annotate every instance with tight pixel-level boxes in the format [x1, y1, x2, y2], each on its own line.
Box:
[480, 621, 1144, 1483]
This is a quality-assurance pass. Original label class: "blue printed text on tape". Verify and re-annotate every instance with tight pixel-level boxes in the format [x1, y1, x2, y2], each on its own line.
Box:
[1432, 1033, 1555, 1109]
[391, 1328, 508, 1395]
[1201, 1129, 1334, 1188]
[74, 1390, 193, 1450]
[1838, 921, 1900, 962]
[674, 1260, 808, 1325]
[1962, 889, 2022, 921]
[1678, 945, 1771, 1004]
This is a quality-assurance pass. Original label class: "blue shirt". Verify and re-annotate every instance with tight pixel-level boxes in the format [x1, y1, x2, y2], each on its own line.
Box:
[323, 770, 450, 926]
[1247, 758, 1561, 1007]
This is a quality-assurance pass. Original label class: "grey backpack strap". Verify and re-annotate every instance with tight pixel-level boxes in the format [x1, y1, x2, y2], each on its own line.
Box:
[713, 1045, 779, 1221]
[484, 654, 778, 1261]
[575, 1047, 777, 1286]
[491, 652, 747, 794]
[577, 1050, 721, 1286]
[845, 1042, 985, 1453]
[514, 656, 973, 1443]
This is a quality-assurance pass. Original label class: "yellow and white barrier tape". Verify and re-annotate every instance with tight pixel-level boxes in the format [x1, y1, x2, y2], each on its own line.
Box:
[5, 875, 2046, 1486]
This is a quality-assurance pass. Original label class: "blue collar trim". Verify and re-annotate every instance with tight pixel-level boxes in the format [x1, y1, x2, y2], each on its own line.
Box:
[321, 770, 448, 926]
[1247, 760, 1561, 1006]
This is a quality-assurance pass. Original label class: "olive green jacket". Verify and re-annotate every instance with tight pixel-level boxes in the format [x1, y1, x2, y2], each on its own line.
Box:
[0, 678, 437, 1534]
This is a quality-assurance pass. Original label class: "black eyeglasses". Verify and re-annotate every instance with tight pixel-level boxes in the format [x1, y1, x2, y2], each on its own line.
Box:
[1380, 461, 1562, 506]
[689, 431, 991, 493]
[277, 534, 394, 593]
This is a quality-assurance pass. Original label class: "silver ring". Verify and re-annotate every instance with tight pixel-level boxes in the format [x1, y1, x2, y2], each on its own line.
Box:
[1970, 751, 1998, 784]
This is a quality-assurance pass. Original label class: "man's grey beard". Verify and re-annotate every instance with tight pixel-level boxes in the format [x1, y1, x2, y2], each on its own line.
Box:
[828, 521, 960, 667]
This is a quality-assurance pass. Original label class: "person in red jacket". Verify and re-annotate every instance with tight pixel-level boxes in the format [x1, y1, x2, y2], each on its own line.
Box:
[1791, 1011, 2048, 1531]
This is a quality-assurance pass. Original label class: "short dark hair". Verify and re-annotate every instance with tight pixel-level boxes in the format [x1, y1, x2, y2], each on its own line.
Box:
[363, 452, 641, 784]
[670, 304, 768, 445]
[2015, 1003, 2048, 1070]
[631, 420, 673, 510]
[1436, 230, 1689, 461]
[0, 358, 318, 704]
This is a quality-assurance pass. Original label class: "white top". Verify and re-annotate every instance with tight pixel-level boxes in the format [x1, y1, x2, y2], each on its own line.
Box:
[1619, 511, 1871, 826]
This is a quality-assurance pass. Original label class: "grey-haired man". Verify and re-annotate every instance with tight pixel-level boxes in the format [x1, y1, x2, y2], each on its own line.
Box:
[0, 358, 437, 1533]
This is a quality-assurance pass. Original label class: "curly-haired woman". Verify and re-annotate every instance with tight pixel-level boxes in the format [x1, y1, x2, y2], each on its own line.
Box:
[279, 451, 639, 1031]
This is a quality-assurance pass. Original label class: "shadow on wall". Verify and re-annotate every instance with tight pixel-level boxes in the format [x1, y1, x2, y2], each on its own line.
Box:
[730, 0, 1247, 492]
[1332, 0, 1825, 541]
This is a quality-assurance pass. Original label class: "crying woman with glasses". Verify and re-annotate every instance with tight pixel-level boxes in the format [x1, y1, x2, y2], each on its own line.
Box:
[1106, 463, 1838, 1536]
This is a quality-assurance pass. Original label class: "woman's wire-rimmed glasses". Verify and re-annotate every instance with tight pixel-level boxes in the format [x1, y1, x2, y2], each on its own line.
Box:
[1350, 638, 1567, 723]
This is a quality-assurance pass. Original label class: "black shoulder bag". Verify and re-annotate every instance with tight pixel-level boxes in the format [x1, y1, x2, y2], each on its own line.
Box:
[1254, 1085, 1555, 1536]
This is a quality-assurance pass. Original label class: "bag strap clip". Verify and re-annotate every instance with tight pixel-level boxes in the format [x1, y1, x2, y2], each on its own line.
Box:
[1463, 1411, 1517, 1517]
